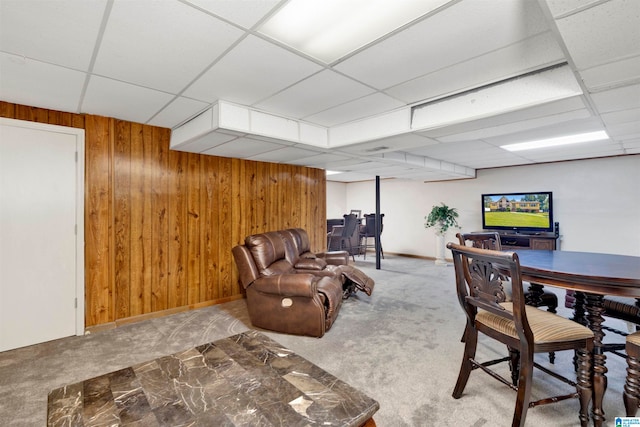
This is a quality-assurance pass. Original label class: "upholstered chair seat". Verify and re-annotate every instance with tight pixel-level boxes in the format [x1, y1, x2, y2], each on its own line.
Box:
[477, 302, 594, 343]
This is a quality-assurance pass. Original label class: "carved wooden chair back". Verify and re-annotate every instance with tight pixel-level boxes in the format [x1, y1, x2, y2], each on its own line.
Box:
[456, 232, 503, 296]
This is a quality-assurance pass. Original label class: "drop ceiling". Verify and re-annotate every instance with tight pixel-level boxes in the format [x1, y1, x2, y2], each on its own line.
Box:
[0, 0, 638, 182]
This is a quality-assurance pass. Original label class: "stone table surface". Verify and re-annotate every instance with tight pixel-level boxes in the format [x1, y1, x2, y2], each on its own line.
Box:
[47, 330, 379, 426]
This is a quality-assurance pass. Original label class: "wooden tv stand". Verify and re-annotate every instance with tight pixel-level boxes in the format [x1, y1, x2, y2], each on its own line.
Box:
[483, 224, 559, 250]
[494, 231, 558, 250]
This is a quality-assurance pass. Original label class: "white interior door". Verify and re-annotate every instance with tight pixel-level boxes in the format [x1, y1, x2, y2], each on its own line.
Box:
[0, 118, 84, 351]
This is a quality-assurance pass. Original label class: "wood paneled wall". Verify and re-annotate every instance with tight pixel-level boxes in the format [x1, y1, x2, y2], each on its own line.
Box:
[0, 101, 327, 328]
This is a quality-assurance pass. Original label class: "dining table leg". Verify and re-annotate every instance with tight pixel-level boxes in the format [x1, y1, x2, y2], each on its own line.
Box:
[584, 292, 607, 427]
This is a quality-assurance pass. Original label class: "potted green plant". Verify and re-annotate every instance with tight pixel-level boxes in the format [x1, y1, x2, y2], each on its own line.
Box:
[424, 203, 460, 235]
[424, 203, 460, 265]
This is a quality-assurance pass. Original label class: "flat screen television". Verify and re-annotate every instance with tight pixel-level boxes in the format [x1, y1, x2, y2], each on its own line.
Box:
[481, 191, 554, 234]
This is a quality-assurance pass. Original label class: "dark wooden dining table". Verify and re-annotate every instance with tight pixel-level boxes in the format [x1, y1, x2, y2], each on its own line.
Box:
[512, 249, 640, 427]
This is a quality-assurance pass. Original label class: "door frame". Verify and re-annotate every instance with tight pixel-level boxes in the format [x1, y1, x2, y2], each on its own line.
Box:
[0, 117, 85, 336]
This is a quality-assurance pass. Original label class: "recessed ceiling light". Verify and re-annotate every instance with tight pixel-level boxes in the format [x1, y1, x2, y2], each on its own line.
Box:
[259, 0, 451, 64]
[326, 170, 342, 175]
[501, 130, 609, 152]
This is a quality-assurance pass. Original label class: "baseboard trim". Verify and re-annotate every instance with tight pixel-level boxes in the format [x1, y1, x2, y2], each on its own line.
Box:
[361, 250, 452, 263]
[84, 295, 245, 335]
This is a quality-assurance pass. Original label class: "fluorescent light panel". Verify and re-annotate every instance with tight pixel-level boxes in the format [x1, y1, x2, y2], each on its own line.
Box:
[259, 0, 451, 64]
[325, 170, 342, 175]
[501, 131, 609, 151]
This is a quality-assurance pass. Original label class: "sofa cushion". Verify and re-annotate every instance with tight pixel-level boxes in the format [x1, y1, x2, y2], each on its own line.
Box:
[294, 257, 327, 271]
[246, 231, 291, 273]
[263, 259, 295, 276]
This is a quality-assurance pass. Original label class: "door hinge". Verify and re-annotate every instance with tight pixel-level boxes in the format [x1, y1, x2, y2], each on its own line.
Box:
[75, 298, 78, 308]
[75, 151, 78, 162]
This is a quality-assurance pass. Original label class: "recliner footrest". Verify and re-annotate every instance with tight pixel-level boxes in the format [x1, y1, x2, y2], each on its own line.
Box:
[340, 265, 375, 297]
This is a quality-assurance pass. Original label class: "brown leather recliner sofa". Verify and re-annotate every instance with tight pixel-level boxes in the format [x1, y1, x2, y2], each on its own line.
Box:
[232, 228, 374, 337]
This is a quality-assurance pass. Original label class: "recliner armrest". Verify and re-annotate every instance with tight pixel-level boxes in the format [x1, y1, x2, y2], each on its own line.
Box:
[316, 250, 349, 265]
[251, 274, 317, 298]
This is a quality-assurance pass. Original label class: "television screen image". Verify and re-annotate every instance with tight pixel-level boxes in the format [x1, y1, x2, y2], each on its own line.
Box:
[482, 192, 553, 233]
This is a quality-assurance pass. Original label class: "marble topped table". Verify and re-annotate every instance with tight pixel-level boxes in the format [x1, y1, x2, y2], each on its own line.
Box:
[47, 330, 379, 426]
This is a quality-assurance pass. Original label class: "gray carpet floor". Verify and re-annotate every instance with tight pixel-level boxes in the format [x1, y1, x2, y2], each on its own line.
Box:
[0, 254, 632, 426]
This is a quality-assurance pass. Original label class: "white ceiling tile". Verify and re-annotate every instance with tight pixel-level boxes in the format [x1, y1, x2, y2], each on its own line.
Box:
[149, 97, 210, 129]
[202, 136, 285, 158]
[543, 0, 603, 18]
[516, 145, 625, 163]
[288, 152, 352, 166]
[521, 138, 622, 155]
[386, 32, 565, 104]
[326, 171, 373, 182]
[303, 93, 405, 127]
[408, 140, 510, 159]
[386, 168, 421, 176]
[411, 65, 583, 132]
[435, 109, 591, 143]
[554, 0, 640, 69]
[622, 138, 640, 149]
[483, 117, 605, 146]
[184, 35, 322, 104]
[617, 132, 640, 142]
[580, 55, 640, 90]
[183, 0, 281, 29]
[255, 70, 374, 118]
[590, 83, 640, 114]
[0, 53, 86, 113]
[333, 160, 388, 171]
[469, 158, 534, 169]
[173, 131, 238, 153]
[243, 134, 295, 146]
[607, 121, 640, 138]
[1, 0, 638, 182]
[335, 0, 550, 89]
[419, 96, 588, 139]
[248, 146, 322, 163]
[320, 159, 374, 170]
[338, 133, 437, 155]
[0, 0, 107, 70]
[601, 108, 640, 126]
[94, 0, 243, 93]
[82, 75, 174, 124]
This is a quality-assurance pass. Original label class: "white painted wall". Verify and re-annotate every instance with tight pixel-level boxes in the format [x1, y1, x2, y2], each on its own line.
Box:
[327, 180, 348, 219]
[327, 155, 640, 257]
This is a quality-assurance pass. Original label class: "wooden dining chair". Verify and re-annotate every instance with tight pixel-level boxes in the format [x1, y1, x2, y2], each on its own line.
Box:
[457, 232, 560, 363]
[447, 242, 594, 427]
[624, 331, 640, 416]
[457, 232, 559, 312]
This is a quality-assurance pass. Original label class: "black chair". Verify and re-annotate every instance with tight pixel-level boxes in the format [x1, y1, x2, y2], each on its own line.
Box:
[360, 213, 384, 260]
[329, 214, 359, 261]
